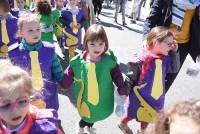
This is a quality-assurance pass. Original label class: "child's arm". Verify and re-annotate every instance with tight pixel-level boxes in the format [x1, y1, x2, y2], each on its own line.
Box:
[111, 64, 128, 96]
[125, 62, 141, 90]
[167, 41, 180, 73]
[51, 54, 64, 82]
[59, 66, 74, 90]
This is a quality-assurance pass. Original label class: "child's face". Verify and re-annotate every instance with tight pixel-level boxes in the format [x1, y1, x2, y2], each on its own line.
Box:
[170, 114, 200, 134]
[0, 6, 8, 16]
[87, 39, 105, 58]
[20, 21, 41, 44]
[56, 0, 63, 8]
[17, 0, 25, 9]
[153, 36, 174, 56]
[0, 88, 30, 129]
[68, 0, 77, 6]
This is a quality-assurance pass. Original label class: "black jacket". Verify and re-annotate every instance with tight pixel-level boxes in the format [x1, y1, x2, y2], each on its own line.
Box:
[143, 0, 200, 61]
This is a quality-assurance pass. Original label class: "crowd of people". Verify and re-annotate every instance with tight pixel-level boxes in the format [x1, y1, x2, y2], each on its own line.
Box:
[0, 0, 200, 134]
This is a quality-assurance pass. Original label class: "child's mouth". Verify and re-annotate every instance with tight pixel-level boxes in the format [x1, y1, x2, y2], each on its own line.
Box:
[94, 51, 100, 54]
[12, 116, 22, 121]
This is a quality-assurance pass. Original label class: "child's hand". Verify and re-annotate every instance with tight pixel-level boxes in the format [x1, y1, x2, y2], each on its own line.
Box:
[69, 22, 74, 29]
[77, 23, 81, 29]
[170, 40, 178, 53]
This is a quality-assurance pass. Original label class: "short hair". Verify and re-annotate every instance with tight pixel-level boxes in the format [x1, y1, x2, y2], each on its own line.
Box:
[36, 0, 52, 16]
[146, 26, 175, 50]
[0, 60, 34, 97]
[83, 24, 109, 53]
[0, 0, 10, 13]
[144, 99, 200, 134]
[18, 11, 40, 33]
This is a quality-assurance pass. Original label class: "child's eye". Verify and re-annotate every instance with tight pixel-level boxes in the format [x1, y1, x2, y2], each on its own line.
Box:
[89, 43, 95, 46]
[28, 30, 33, 32]
[99, 43, 104, 46]
[18, 99, 28, 105]
[0, 103, 11, 109]
[36, 28, 40, 31]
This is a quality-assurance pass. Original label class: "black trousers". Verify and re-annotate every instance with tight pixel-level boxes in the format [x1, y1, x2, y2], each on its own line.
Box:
[93, 0, 103, 15]
[165, 43, 190, 93]
[79, 119, 94, 128]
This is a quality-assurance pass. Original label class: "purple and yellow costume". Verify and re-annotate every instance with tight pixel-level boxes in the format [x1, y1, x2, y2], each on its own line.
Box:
[0, 14, 18, 58]
[0, 106, 63, 134]
[125, 51, 180, 123]
[59, 7, 85, 59]
[8, 40, 64, 111]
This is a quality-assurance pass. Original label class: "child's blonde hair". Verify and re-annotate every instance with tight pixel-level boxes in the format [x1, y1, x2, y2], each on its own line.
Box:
[0, 60, 34, 97]
[144, 99, 200, 134]
[146, 26, 175, 50]
[18, 11, 40, 33]
[83, 24, 108, 53]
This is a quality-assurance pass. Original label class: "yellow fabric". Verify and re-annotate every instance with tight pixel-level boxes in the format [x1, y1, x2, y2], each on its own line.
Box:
[72, 15, 78, 34]
[151, 59, 163, 100]
[1, 19, 9, 44]
[74, 78, 91, 118]
[170, 9, 195, 44]
[133, 83, 158, 123]
[69, 46, 77, 59]
[87, 63, 99, 105]
[14, 0, 17, 8]
[29, 51, 44, 90]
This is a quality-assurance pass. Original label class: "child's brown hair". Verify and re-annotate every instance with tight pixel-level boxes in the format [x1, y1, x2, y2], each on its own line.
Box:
[144, 99, 200, 134]
[83, 24, 108, 53]
[0, 60, 34, 97]
[36, 0, 52, 16]
[146, 26, 175, 50]
[0, 0, 10, 13]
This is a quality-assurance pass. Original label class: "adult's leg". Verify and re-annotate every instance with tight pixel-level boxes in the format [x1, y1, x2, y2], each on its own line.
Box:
[121, 0, 126, 24]
[114, 0, 120, 22]
[165, 43, 189, 92]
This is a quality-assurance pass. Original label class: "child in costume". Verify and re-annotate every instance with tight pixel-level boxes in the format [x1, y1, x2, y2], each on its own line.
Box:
[36, 0, 56, 43]
[0, 60, 63, 134]
[9, 0, 30, 9]
[8, 12, 64, 112]
[11, 0, 29, 18]
[0, 0, 18, 58]
[59, 0, 86, 59]
[144, 99, 200, 134]
[118, 27, 180, 134]
[60, 24, 127, 134]
[52, 0, 64, 42]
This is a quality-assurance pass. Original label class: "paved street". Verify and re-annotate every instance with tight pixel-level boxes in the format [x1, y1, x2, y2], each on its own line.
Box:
[58, 3, 200, 134]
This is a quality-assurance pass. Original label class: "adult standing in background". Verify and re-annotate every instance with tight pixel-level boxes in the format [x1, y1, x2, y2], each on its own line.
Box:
[114, 0, 127, 25]
[143, 0, 200, 92]
[92, 0, 103, 20]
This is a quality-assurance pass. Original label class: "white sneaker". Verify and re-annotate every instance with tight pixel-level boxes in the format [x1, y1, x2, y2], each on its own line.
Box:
[87, 127, 96, 134]
[76, 127, 84, 134]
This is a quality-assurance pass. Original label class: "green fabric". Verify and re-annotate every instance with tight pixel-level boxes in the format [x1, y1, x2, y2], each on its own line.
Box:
[70, 51, 117, 123]
[39, 14, 55, 43]
[52, 9, 62, 38]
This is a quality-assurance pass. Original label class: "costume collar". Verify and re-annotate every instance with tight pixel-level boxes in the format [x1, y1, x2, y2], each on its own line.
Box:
[68, 6, 79, 15]
[21, 39, 43, 51]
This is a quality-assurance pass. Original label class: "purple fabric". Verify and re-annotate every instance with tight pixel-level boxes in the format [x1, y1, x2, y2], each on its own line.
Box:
[9, 43, 59, 110]
[29, 110, 59, 134]
[111, 65, 128, 96]
[0, 15, 18, 47]
[126, 56, 170, 120]
[60, 8, 84, 47]
[59, 66, 74, 90]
